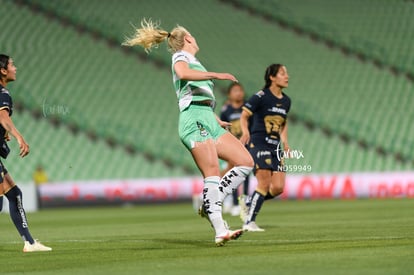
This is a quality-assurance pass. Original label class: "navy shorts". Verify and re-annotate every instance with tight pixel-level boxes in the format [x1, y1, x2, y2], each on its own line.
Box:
[0, 160, 8, 183]
[249, 145, 285, 174]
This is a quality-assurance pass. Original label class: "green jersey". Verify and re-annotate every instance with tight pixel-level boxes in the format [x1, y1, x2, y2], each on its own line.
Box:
[172, 50, 215, 112]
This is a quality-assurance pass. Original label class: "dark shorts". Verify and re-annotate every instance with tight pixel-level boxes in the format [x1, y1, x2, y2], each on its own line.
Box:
[249, 145, 285, 174]
[0, 160, 8, 183]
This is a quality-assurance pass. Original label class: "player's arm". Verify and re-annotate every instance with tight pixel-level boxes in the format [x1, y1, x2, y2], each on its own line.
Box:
[174, 61, 237, 82]
[215, 113, 231, 129]
[239, 109, 251, 145]
[280, 119, 289, 152]
[0, 109, 29, 157]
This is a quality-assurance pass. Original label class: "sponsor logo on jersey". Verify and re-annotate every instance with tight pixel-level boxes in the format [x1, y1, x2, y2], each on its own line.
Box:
[255, 90, 265, 97]
[256, 150, 271, 159]
[268, 106, 287, 115]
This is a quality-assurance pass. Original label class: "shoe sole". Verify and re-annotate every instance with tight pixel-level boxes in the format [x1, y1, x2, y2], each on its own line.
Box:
[23, 249, 52, 252]
[215, 229, 244, 247]
[242, 226, 265, 232]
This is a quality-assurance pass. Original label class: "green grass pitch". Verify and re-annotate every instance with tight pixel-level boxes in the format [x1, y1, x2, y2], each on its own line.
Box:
[0, 198, 413, 274]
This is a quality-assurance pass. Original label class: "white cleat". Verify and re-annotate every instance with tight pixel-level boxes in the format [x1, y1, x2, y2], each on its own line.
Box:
[215, 229, 244, 247]
[238, 195, 249, 223]
[243, 221, 265, 232]
[23, 240, 52, 252]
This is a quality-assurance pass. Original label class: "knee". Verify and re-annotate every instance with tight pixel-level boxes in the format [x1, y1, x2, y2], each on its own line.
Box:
[200, 164, 220, 178]
[246, 156, 254, 168]
[231, 149, 254, 168]
[257, 181, 271, 194]
[5, 185, 21, 199]
[271, 186, 284, 196]
[240, 153, 254, 168]
[270, 184, 284, 196]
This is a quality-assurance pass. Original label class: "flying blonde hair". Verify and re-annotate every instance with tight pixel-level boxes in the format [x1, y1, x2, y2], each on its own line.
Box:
[122, 18, 189, 54]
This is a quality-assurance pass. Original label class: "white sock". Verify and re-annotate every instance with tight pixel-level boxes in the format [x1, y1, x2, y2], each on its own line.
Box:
[219, 166, 252, 201]
[203, 176, 227, 237]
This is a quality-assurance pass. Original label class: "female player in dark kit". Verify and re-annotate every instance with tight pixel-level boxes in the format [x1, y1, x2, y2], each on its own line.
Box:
[220, 82, 251, 216]
[240, 64, 291, 232]
[123, 19, 253, 246]
[0, 54, 52, 252]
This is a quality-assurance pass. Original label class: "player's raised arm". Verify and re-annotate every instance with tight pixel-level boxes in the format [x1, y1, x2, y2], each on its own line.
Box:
[174, 61, 237, 82]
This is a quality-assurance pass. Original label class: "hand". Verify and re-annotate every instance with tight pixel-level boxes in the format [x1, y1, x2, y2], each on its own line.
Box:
[5, 132, 10, 141]
[218, 119, 231, 129]
[215, 73, 238, 82]
[17, 136, 29, 157]
[240, 133, 250, 146]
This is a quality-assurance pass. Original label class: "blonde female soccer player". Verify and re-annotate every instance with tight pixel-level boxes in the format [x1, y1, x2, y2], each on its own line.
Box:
[0, 54, 52, 252]
[123, 19, 253, 246]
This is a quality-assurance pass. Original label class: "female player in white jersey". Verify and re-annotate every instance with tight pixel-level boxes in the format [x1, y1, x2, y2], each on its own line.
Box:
[123, 19, 253, 246]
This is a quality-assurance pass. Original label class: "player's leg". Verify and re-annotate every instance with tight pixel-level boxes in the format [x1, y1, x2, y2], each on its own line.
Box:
[265, 171, 285, 200]
[191, 139, 242, 245]
[216, 132, 253, 201]
[3, 173, 51, 252]
[230, 188, 240, 216]
[2, 173, 35, 245]
[222, 159, 241, 215]
[243, 174, 250, 196]
[243, 169, 271, 232]
[243, 145, 251, 196]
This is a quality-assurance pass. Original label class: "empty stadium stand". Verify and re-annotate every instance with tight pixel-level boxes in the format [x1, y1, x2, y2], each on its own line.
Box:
[1, 0, 412, 182]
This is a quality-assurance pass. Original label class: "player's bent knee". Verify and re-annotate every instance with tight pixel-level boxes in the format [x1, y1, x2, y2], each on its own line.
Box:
[238, 154, 254, 168]
[270, 185, 284, 196]
[257, 182, 271, 193]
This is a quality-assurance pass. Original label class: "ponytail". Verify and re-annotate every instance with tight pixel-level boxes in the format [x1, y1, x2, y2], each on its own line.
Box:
[123, 18, 189, 54]
[122, 18, 169, 53]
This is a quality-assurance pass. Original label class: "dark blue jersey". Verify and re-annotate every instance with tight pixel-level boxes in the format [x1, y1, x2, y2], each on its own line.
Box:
[0, 84, 13, 143]
[243, 88, 291, 147]
[220, 103, 244, 138]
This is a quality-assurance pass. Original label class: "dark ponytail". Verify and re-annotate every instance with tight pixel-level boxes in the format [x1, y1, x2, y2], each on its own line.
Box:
[263, 63, 283, 89]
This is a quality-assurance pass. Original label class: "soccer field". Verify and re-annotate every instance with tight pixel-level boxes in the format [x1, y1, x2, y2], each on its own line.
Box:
[0, 199, 413, 274]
